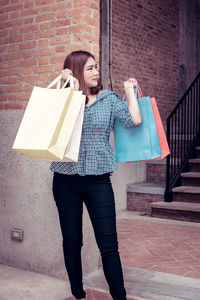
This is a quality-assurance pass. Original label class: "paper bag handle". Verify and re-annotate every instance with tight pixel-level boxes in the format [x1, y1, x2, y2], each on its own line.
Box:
[136, 84, 143, 97]
[122, 82, 143, 101]
[47, 74, 74, 89]
[61, 75, 74, 89]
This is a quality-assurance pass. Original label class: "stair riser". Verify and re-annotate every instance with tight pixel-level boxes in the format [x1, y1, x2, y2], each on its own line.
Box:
[189, 164, 200, 172]
[173, 193, 200, 203]
[151, 208, 200, 222]
[127, 192, 164, 214]
[196, 150, 200, 158]
[146, 164, 166, 184]
[181, 177, 200, 186]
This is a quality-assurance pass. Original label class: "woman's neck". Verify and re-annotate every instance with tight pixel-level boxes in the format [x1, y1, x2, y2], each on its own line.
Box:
[86, 87, 92, 96]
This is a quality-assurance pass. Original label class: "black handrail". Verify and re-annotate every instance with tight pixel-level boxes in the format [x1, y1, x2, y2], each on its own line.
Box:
[165, 72, 200, 201]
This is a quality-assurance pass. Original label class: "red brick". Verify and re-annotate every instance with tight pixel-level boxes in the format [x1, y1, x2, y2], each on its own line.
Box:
[19, 59, 37, 67]
[39, 22, 51, 30]
[7, 85, 23, 93]
[0, 95, 7, 101]
[72, 15, 98, 26]
[23, 67, 34, 75]
[20, 8, 40, 17]
[68, 7, 92, 17]
[7, 94, 17, 101]
[0, 0, 9, 5]
[50, 56, 65, 64]
[37, 74, 49, 82]
[74, 0, 99, 9]
[38, 39, 49, 47]
[5, 4, 23, 13]
[18, 93, 31, 101]
[51, 19, 71, 28]
[19, 42, 37, 50]
[36, 13, 55, 23]
[50, 36, 70, 45]
[56, 28, 67, 35]
[68, 43, 91, 53]
[24, 2, 35, 9]
[55, 2, 73, 10]
[6, 35, 23, 44]
[38, 57, 49, 65]
[35, 30, 55, 39]
[35, 0, 55, 6]
[34, 65, 53, 73]
[56, 11, 67, 18]
[24, 17, 34, 25]
[20, 75, 37, 83]
[1, 77, 18, 84]
[20, 25, 38, 33]
[5, 102, 24, 109]
[35, 49, 55, 57]
[40, 5, 57, 13]
[55, 46, 66, 53]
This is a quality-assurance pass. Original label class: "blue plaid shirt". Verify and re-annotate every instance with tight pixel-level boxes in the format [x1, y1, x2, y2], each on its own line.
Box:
[50, 90, 135, 176]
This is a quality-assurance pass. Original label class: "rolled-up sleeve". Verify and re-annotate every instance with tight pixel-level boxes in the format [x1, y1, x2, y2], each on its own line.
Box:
[112, 94, 136, 128]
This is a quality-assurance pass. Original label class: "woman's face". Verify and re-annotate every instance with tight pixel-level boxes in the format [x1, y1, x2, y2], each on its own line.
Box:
[83, 57, 99, 88]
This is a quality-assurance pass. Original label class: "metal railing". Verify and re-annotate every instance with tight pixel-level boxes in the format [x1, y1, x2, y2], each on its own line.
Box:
[165, 72, 200, 201]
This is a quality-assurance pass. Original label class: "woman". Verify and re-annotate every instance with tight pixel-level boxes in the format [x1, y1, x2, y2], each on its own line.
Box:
[50, 50, 142, 300]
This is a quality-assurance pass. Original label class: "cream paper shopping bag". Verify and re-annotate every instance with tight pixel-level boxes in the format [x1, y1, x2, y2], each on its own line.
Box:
[50, 90, 86, 162]
[12, 75, 77, 160]
[63, 98, 85, 161]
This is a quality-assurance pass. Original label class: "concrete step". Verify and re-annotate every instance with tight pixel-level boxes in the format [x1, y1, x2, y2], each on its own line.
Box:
[181, 172, 200, 186]
[189, 159, 200, 171]
[0, 264, 142, 300]
[151, 201, 200, 222]
[84, 265, 200, 300]
[172, 185, 200, 203]
[0, 264, 72, 300]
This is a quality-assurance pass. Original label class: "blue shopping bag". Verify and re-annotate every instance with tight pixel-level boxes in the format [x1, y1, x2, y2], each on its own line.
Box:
[114, 96, 161, 162]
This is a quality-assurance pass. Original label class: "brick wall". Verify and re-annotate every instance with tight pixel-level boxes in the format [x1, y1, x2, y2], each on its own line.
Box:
[112, 0, 179, 123]
[0, 0, 100, 110]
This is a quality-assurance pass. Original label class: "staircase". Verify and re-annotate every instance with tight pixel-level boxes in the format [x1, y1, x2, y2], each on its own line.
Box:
[151, 73, 200, 222]
[151, 145, 200, 222]
[127, 73, 200, 222]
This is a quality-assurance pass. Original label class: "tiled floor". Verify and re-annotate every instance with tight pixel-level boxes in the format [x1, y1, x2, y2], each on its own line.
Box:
[65, 288, 137, 300]
[65, 289, 110, 300]
[117, 215, 200, 279]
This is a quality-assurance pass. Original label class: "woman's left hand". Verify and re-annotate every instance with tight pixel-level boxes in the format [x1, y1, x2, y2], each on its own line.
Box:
[124, 78, 137, 90]
[62, 68, 79, 91]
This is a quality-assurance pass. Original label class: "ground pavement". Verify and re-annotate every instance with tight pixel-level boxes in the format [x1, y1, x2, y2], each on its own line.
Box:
[1, 211, 200, 300]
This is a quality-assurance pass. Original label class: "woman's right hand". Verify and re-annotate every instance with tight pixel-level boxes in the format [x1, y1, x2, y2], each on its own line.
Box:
[62, 68, 79, 91]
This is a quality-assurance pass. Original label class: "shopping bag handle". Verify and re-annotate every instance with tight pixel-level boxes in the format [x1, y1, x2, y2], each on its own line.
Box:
[61, 75, 74, 89]
[47, 74, 62, 89]
[47, 74, 74, 89]
[122, 82, 143, 101]
[136, 84, 143, 97]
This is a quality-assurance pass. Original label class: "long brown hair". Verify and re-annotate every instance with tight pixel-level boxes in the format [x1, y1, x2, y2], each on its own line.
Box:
[63, 50, 102, 103]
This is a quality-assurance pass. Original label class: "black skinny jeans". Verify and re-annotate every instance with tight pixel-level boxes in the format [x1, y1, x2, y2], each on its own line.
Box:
[52, 172, 127, 300]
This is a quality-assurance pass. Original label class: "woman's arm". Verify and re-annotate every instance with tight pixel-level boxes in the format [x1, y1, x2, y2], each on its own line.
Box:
[124, 78, 142, 126]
